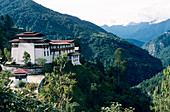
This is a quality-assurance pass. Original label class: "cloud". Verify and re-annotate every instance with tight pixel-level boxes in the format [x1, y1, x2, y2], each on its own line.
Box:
[33, 0, 170, 26]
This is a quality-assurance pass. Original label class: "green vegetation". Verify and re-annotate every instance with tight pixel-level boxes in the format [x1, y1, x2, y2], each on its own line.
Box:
[142, 31, 170, 67]
[63, 56, 151, 112]
[152, 66, 170, 111]
[0, 14, 24, 51]
[133, 72, 163, 97]
[125, 39, 145, 47]
[35, 58, 47, 66]
[0, 0, 163, 86]
[22, 51, 31, 66]
[0, 49, 3, 58]
[39, 54, 77, 111]
[101, 102, 135, 112]
[4, 48, 12, 62]
[15, 80, 27, 88]
[133, 66, 170, 112]
[0, 70, 13, 86]
[113, 48, 127, 84]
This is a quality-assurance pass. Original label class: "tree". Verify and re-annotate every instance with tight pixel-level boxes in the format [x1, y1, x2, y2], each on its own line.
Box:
[113, 48, 127, 85]
[39, 54, 77, 111]
[101, 102, 135, 112]
[152, 66, 170, 112]
[22, 51, 30, 66]
[4, 14, 14, 31]
[4, 48, 12, 62]
[0, 49, 3, 58]
[0, 70, 13, 86]
[35, 58, 47, 66]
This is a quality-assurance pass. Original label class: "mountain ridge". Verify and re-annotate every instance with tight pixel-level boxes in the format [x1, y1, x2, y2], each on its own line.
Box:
[102, 19, 170, 42]
[0, 0, 163, 86]
[142, 31, 170, 67]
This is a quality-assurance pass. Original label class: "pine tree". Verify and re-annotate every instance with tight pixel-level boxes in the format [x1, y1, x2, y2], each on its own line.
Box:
[4, 14, 14, 31]
[113, 48, 127, 85]
[152, 66, 170, 112]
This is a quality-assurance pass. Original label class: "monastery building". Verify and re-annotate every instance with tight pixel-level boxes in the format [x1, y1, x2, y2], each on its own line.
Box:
[10, 31, 81, 65]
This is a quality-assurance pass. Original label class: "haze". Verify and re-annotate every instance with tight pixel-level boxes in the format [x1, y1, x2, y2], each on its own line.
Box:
[33, 0, 170, 26]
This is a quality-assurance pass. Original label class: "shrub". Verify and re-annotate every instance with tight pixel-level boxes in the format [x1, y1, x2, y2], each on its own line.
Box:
[15, 80, 26, 88]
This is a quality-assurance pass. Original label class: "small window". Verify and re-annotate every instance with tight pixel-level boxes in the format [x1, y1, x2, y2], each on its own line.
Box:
[47, 51, 49, 56]
[44, 51, 46, 56]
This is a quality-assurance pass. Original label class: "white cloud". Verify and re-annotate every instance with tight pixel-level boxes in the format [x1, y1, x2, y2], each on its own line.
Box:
[33, 0, 170, 26]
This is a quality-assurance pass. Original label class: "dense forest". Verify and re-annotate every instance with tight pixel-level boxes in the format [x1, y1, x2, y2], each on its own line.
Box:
[0, 53, 169, 111]
[0, 0, 163, 86]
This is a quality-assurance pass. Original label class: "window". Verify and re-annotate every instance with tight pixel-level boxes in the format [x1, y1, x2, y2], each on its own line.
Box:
[44, 51, 46, 56]
[47, 51, 49, 56]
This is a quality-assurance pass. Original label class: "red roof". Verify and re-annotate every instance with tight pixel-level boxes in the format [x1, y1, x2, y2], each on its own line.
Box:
[16, 32, 45, 37]
[9, 39, 19, 43]
[50, 40, 74, 45]
[13, 69, 29, 74]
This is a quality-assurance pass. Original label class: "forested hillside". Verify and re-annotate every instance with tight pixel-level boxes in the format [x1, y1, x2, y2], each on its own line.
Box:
[0, 0, 163, 86]
[102, 20, 170, 42]
[142, 31, 170, 67]
[0, 15, 24, 50]
[125, 39, 145, 47]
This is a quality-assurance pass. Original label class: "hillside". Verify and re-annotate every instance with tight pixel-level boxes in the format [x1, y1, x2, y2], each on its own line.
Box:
[0, 0, 163, 86]
[102, 20, 170, 42]
[125, 39, 145, 47]
[0, 15, 24, 50]
[133, 71, 163, 97]
[142, 31, 170, 67]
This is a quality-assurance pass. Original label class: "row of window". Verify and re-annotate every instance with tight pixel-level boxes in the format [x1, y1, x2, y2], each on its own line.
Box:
[72, 59, 79, 62]
[44, 49, 75, 57]
[51, 44, 74, 49]
[44, 51, 50, 56]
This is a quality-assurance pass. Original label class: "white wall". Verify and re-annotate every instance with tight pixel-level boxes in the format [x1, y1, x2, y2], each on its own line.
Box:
[17, 43, 35, 64]
[11, 47, 18, 62]
[71, 55, 81, 65]
[35, 48, 52, 63]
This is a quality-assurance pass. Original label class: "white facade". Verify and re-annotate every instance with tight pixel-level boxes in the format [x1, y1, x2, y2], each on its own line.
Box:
[10, 32, 81, 65]
[70, 55, 81, 65]
[15, 74, 27, 84]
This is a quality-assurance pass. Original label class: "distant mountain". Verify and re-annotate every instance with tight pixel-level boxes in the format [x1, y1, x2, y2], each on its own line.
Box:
[142, 31, 170, 67]
[102, 20, 170, 42]
[0, 0, 163, 86]
[125, 39, 145, 47]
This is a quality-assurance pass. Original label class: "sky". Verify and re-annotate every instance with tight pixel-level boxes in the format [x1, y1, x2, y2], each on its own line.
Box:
[33, 0, 170, 26]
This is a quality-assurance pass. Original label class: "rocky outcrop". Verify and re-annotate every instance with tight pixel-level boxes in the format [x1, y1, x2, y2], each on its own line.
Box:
[142, 31, 170, 67]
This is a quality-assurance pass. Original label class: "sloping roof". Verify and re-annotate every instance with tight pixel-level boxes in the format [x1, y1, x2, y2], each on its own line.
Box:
[13, 69, 29, 74]
[16, 32, 45, 37]
[68, 52, 80, 56]
[9, 39, 20, 43]
[50, 40, 74, 45]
